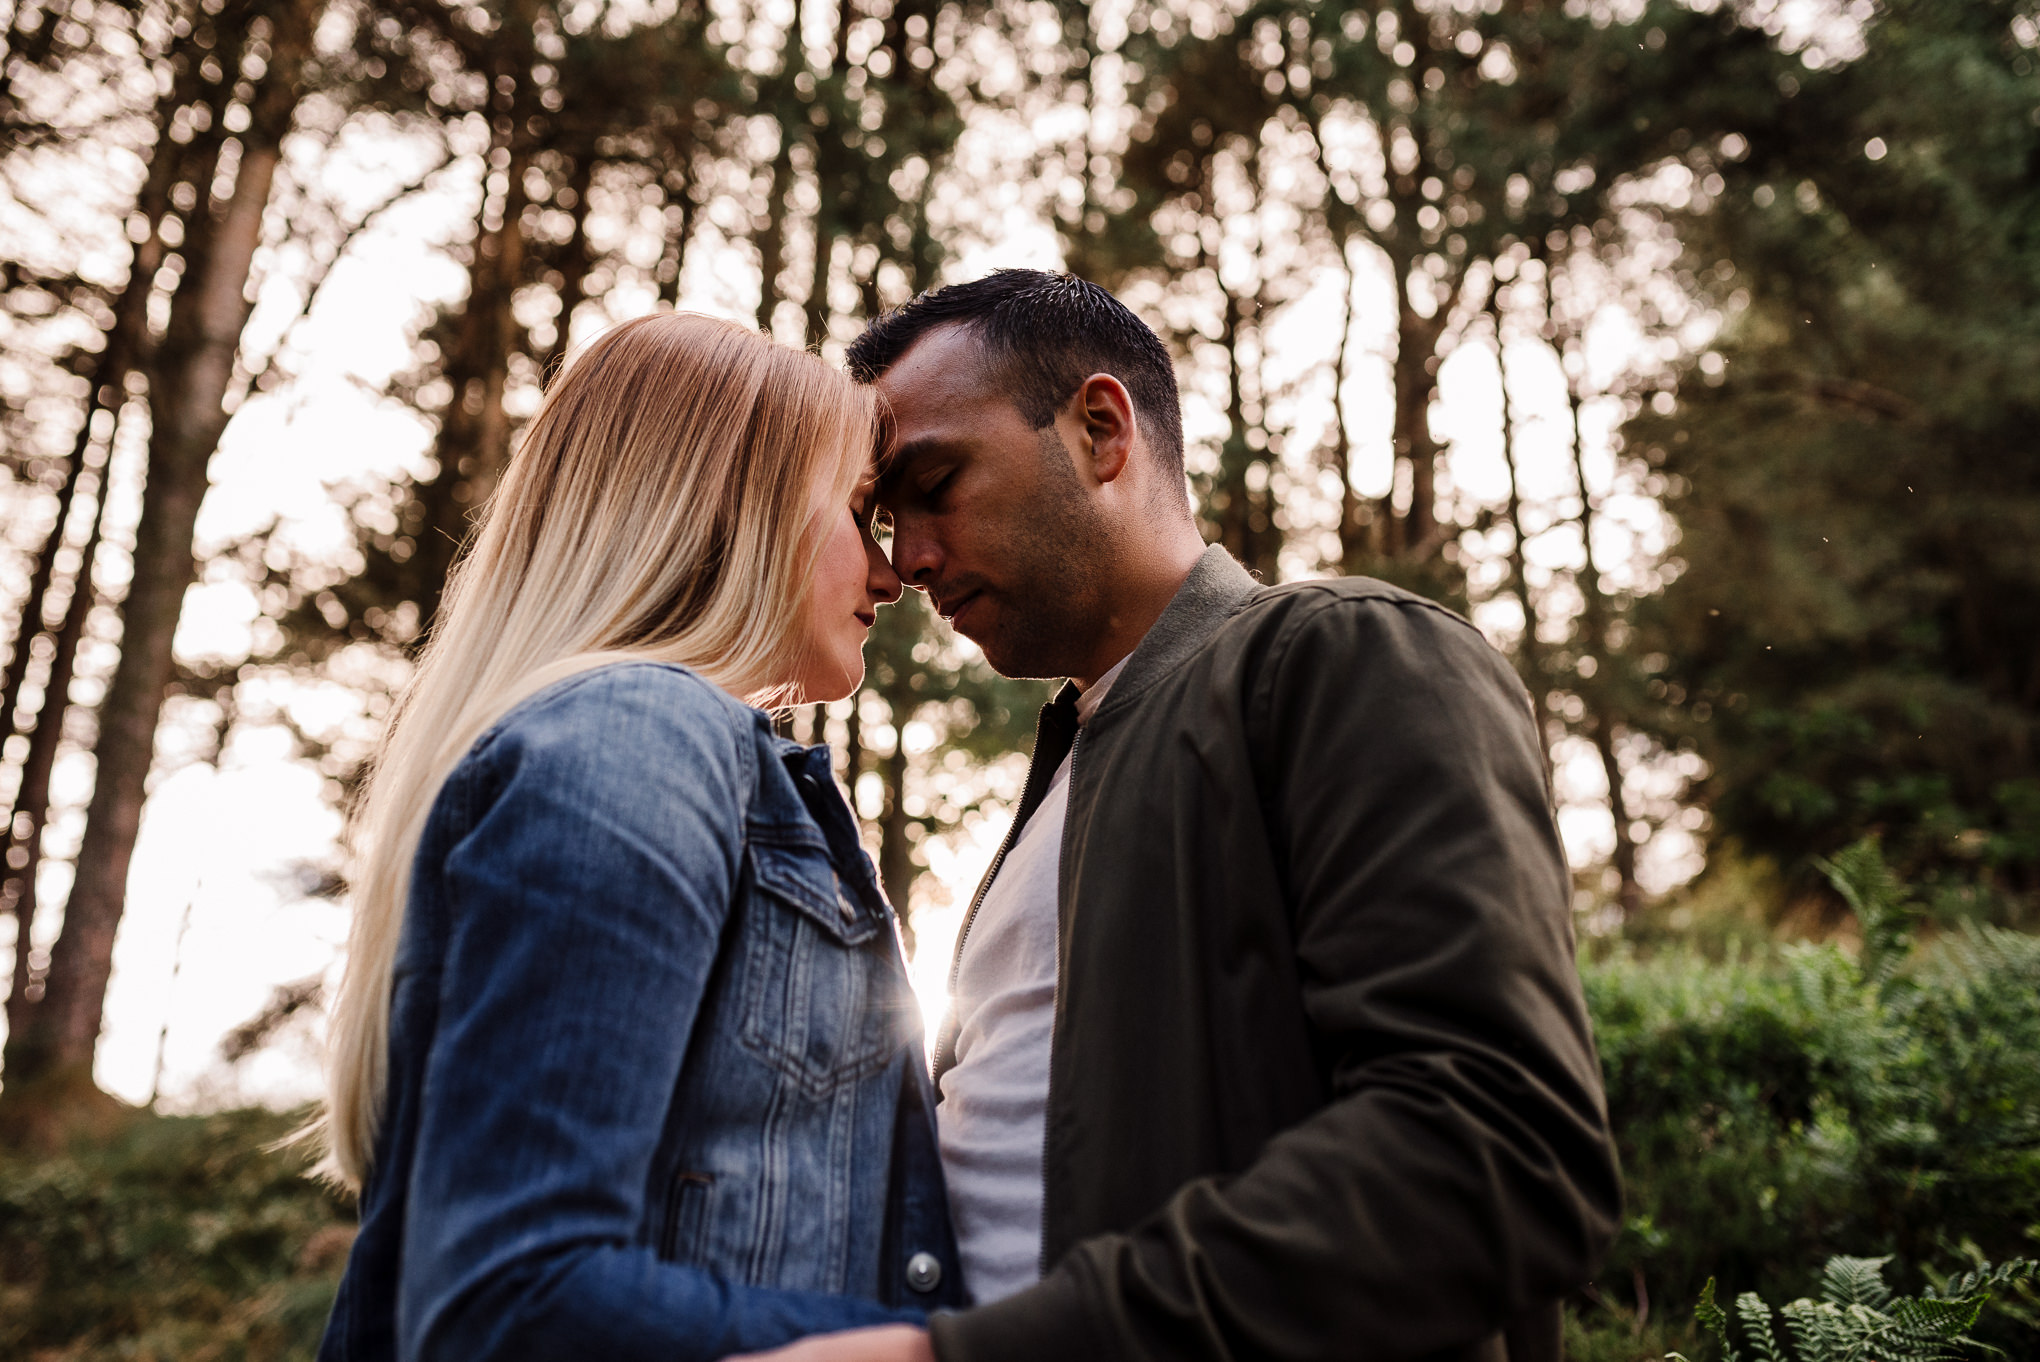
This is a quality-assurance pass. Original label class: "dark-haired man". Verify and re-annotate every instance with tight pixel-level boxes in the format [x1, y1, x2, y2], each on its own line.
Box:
[749, 270, 1621, 1362]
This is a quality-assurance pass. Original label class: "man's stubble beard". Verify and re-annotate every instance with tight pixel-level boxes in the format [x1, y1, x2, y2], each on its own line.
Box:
[973, 426, 1113, 681]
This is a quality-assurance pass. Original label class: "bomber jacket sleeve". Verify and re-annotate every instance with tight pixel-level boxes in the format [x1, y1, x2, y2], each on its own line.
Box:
[930, 593, 1622, 1362]
[395, 667, 916, 1362]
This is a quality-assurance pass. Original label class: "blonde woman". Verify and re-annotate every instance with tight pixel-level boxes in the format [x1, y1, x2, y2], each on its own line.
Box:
[314, 314, 963, 1362]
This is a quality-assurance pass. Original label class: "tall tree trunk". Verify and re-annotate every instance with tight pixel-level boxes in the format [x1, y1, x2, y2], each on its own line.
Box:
[878, 741, 914, 956]
[1391, 280, 1444, 560]
[1563, 370, 1640, 915]
[537, 153, 595, 382]
[3, 411, 115, 1063]
[755, 130, 795, 334]
[13, 0, 315, 1088]
[1209, 251, 1280, 580]
[656, 158, 697, 309]
[0, 106, 169, 754]
[0, 407, 91, 759]
[804, 218, 836, 347]
[1490, 305, 1540, 690]
[1323, 251, 1379, 576]
[412, 140, 532, 632]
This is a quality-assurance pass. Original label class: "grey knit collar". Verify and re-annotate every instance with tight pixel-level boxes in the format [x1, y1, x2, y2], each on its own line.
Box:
[1058, 544, 1260, 726]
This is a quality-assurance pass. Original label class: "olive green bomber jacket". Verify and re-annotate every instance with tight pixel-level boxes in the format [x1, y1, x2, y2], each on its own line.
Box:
[927, 546, 1622, 1362]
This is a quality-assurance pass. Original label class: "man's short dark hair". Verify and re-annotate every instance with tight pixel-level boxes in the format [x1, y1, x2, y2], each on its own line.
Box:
[846, 270, 1184, 474]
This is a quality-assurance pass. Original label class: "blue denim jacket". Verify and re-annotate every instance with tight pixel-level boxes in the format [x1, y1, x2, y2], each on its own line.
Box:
[318, 663, 965, 1362]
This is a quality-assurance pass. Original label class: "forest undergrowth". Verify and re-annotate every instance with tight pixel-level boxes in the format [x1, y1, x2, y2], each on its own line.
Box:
[3, 849, 2037, 1362]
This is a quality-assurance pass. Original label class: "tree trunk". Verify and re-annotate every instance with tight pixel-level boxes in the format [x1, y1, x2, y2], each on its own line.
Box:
[537, 153, 595, 382]
[878, 741, 915, 956]
[1210, 266, 1281, 580]
[1391, 281, 1445, 560]
[1563, 365, 1640, 915]
[0, 141, 166, 754]
[3, 411, 114, 1066]
[1324, 253, 1380, 576]
[411, 138, 532, 633]
[1491, 306, 1541, 690]
[13, 0, 315, 1088]
[755, 130, 796, 334]
[804, 218, 836, 348]
[656, 159, 698, 309]
[0, 412, 89, 759]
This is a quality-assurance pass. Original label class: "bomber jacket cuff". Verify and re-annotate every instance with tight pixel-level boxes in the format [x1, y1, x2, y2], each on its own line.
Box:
[926, 1264, 1102, 1362]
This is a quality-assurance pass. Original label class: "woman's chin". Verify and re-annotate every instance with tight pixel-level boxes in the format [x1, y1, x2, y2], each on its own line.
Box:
[794, 661, 863, 707]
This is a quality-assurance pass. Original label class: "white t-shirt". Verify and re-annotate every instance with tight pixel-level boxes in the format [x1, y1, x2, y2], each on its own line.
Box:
[936, 656, 1128, 1304]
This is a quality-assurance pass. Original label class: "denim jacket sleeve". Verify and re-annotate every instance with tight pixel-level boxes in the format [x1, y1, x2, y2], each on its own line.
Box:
[395, 665, 916, 1362]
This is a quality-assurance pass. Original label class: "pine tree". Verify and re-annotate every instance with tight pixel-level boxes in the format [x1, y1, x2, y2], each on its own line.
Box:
[1628, 0, 2040, 904]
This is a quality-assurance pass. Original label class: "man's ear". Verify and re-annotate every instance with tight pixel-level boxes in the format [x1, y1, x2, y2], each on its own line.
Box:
[1074, 374, 1138, 485]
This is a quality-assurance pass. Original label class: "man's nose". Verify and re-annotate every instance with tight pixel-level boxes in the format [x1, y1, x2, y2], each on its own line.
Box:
[887, 518, 942, 588]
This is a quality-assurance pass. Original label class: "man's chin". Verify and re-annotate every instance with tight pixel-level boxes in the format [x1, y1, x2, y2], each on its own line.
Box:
[970, 627, 1070, 682]
[952, 615, 1013, 675]
[946, 596, 1078, 679]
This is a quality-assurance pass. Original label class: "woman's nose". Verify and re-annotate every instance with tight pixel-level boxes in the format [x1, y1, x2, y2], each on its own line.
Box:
[867, 539, 904, 604]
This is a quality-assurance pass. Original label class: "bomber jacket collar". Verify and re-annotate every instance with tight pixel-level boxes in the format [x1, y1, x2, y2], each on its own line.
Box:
[1071, 544, 1262, 726]
[931, 546, 1263, 1088]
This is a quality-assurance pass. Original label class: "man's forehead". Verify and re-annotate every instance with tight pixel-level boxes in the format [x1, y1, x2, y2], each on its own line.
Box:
[874, 322, 1002, 409]
[872, 330, 1013, 477]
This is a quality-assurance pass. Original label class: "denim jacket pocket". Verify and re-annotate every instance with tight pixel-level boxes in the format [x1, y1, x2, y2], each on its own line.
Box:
[660, 1170, 715, 1263]
[738, 839, 902, 1095]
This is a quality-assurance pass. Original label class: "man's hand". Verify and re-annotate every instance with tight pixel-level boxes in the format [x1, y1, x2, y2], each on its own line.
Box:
[731, 1324, 935, 1362]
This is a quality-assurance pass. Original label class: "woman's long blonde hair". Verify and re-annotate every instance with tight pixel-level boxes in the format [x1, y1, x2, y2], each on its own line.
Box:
[317, 313, 877, 1191]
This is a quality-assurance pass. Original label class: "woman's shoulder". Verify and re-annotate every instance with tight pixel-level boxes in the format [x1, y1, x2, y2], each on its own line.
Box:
[462, 661, 764, 791]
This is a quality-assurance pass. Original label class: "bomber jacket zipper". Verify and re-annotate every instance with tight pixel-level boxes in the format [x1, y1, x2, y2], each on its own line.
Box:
[1037, 722, 1082, 1276]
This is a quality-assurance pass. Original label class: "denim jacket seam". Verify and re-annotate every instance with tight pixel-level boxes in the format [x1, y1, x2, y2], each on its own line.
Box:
[462, 660, 750, 766]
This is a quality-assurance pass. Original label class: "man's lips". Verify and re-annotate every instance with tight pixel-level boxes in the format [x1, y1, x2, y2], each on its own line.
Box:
[934, 589, 981, 624]
[855, 609, 876, 628]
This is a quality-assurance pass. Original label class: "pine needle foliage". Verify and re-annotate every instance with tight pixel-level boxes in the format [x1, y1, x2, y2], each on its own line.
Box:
[1670, 1256, 2035, 1362]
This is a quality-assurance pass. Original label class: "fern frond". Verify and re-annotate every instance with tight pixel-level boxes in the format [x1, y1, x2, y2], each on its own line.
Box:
[1694, 1280, 1742, 1362]
[1782, 1298, 1855, 1362]
[1817, 838, 1903, 923]
[1737, 1290, 1788, 1362]
[1822, 1255, 1896, 1311]
[1865, 1295, 1990, 1362]
[1929, 1258, 2038, 1302]
[1816, 838, 1918, 992]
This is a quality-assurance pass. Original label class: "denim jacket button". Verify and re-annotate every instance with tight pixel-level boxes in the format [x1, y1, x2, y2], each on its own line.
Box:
[905, 1251, 942, 1293]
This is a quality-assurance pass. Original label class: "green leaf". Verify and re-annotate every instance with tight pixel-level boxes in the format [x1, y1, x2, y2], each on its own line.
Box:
[1821, 1255, 1895, 1312]
[1737, 1290, 1789, 1362]
[1694, 1279, 1743, 1362]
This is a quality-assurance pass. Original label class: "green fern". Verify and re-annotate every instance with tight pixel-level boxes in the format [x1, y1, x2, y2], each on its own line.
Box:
[1821, 1255, 1894, 1312]
[1737, 1290, 1789, 1362]
[1815, 838, 1918, 995]
[1666, 1254, 2035, 1362]
[1930, 1259, 2038, 1303]
[1679, 1279, 1741, 1362]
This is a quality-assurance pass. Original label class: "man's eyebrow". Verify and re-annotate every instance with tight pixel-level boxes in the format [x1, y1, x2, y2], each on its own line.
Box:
[875, 436, 951, 487]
